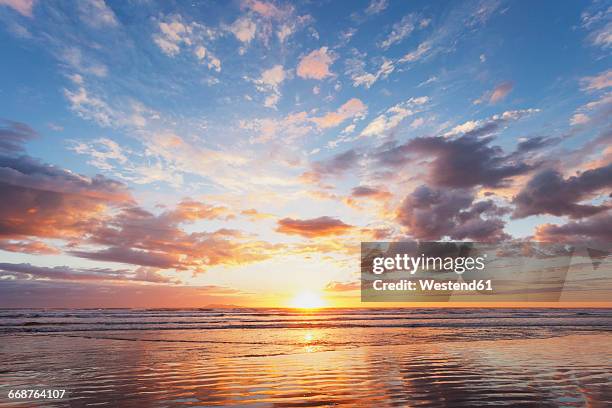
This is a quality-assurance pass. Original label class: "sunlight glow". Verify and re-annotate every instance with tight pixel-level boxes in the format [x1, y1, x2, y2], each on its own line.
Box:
[290, 291, 326, 309]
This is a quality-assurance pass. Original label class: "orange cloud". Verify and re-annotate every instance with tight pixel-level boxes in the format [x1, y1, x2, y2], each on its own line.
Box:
[0, 240, 60, 255]
[325, 281, 360, 292]
[297, 47, 334, 80]
[276, 216, 353, 238]
[241, 208, 274, 220]
[311, 98, 367, 129]
[0, 0, 35, 17]
[489, 81, 514, 103]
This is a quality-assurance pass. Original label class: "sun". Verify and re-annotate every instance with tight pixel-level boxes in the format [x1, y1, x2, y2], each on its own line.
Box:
[290, 291, 327, 309]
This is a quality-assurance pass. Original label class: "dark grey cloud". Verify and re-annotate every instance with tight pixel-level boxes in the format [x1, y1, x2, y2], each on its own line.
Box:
[397, 185, 509, 242]
[536, 212, 612, 243]
[513, 164, 612, 219]
[376, 134, 533, 188]
[514, 135, 561, 154]
[303, 149, 362, 182]
[0, 262, 177, 284]
[350, 185, 391, 201]
[0, 120, 37, 154]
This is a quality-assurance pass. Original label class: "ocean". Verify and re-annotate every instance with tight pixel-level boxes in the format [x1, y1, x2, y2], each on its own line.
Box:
[0, 308, 610, 407]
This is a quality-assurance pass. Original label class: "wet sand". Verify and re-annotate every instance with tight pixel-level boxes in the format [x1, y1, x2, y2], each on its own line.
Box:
[0, 309, 610, 407]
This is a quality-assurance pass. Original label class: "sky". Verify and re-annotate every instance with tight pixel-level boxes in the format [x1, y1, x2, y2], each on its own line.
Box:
[0, 0, 610, 308]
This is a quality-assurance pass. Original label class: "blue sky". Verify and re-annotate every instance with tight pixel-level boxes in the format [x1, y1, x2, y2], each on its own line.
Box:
[0, 0, 610, 307]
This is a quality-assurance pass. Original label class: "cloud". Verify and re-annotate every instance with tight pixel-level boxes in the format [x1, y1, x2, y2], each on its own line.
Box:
[348, 59, 395, 88]
[397, 185, 509, 241]
[276, 216, 353, 238]
[297, 47, 334, 80]
[237, 0, 311, 45]
[78, 0, 118, 28]
[512, 165, 612, 219]
[489, 81, 514, 103]
[0, 123, 132, 241]
[64, 86, 117, 126]
[376, 131, 534, 188]
[252, 64, 286, 108]
[153, 14, 221, 71]
[351, 185, 392, 201]
[243, 98, 366, 143]
[241, 111, 311, 144]
[535, 212, 612, 243]
[0, 263, 178, 284]
[365, 0, 388, 16]
[570, 91, 612, 127]
[242, 0, 286, 19]
[311, 98, 367, 129]
[61, 47, 108, 77]
[379, 14, 430, 49]
[418, 76, 438, 88]
[0, 122, 273, 272]
[71, 204, 275, 271]
[241, 208, 274, 221]
[361, 97, 429, 137]
[0, 119, 37, 154]
[570, 113, 590, 126]
[580, 5, 612, 49]
[229, 17, 257, 43]
[0, 240, 59, 255]
[513, 135, 561, 156]
[305, 148, 362, 181]
[581, 69, 612, 91]
[164, 199, 234, 223]
[443, 109, 539, 138]
[0, 0, 34, 17]
[399, 41, 432, 63]
[0, 154, 132, 240]
[325, 281, 360, 292]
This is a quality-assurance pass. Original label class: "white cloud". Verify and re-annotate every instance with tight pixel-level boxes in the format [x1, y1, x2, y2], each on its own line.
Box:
[64, 86, 115, 127]
[252, 65, 286, 108]
[242, 98, 367, 143]
[399, 41, 432, 63]
[62, 47, 108, 78]
[365, 0, 388, 16]
[347, 57, 395, 88]
[361, 97, 429, 138]
[580, 69, 612, 91]
[71, 138, 128, 171]
[64, 82, 156, 129]
[153, 14, 221, 71]
[581, 6, 612, 49]
[410, 117, 425, 128]
[78, 0, 118, 28]
[379, 14, 429, 49]
[443, 109, 540, 138]
[417, 76, 438, 87]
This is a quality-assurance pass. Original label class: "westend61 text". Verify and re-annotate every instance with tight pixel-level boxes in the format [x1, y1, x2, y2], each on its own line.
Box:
[372, 279, 493, 292]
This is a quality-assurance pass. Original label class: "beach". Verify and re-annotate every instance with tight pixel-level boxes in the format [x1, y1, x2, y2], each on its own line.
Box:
[0, 308, 610, 407]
